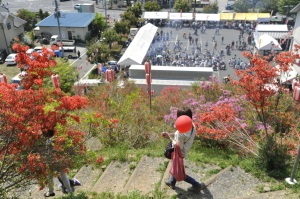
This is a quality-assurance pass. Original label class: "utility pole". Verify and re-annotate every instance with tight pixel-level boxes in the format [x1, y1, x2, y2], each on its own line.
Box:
[104, 0, 107, 22]
[54, 0, 64, 58]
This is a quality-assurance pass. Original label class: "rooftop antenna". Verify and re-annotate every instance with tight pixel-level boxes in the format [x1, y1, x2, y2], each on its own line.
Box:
[54, 0, 64, 58]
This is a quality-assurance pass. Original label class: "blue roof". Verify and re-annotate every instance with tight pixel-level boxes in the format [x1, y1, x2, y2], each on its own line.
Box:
[36, 12, 95, 28]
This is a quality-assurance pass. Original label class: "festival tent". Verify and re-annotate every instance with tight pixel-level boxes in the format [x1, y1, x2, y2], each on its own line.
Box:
[275, 65, 298, 83]
[256, 34, 282, 51]
[117, 23, 158, 66]
[143, 12, 169, 19]
[195, 13, 220, 21]
[169, 12, 193, 20]
[219, 13, 234, 20]
[257, 13, 271, 19]
[234, 13, 246, 20]
[245, 13, 259, 21]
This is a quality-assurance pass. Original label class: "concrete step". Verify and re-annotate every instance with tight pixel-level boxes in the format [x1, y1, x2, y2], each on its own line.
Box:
[162, 166, 262, 199]
[236, 190, 299, 199]
[26, 177, 66, 199]
[91, 161, 132, 194]
[72, 165, 102, 193]
[161, 159, 222, 198]
[25, 165, 101, 199]
[122, 155, 167, 195]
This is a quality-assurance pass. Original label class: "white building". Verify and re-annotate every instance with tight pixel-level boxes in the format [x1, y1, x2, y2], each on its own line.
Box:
[0, 5, 27, 53]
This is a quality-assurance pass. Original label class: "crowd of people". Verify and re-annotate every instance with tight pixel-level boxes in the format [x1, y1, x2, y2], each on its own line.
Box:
[145, 22, 251, 71]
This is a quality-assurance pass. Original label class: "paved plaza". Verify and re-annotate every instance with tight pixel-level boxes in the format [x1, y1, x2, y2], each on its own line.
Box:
[145, 22, 252, 82]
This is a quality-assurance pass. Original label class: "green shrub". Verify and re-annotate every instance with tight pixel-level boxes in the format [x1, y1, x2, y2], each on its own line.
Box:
[256, 136, 291, 179]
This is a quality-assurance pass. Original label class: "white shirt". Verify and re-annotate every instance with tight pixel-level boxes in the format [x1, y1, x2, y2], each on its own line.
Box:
[172, 125, 196, 158]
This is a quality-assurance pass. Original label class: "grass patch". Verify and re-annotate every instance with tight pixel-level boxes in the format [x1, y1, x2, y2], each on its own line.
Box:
[0, 63, 21, 82]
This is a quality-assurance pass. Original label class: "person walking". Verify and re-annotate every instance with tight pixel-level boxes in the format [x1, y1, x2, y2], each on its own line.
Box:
[162, 107, 203, 192]
[43, 129, 78, 197]
[221, 36, 224, 45]
[77, 50, 81, 59]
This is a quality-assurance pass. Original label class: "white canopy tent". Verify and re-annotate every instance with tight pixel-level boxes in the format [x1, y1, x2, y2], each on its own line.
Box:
[195, 13, 220, 21]
[255, 34, 282, 51]
[143, 12, 169, 19]
[117, 23, 158, 66]
[169, 12, 193, 20]
[275, 65, 298, 83]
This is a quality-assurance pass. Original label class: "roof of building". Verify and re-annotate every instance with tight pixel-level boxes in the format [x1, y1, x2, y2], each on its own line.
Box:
[256, 24, 288, 32]
[258, 31, 290, 39]
[36, 12, 95, 28]
[291, 3, 300, 13]
[0, 11, 27, 27]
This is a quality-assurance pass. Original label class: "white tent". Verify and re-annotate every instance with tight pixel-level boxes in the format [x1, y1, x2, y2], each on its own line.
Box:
[256, 34, 282, 51]
[276, 65, 298, 83]
[117, 23, 158, 66]
[195, 13, 220, 21]
[169, 13, 193, 20]
[143, 12, 169, 19]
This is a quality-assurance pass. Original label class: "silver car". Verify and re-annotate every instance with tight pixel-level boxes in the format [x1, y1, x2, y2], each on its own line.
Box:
[5, 53, 17, 66]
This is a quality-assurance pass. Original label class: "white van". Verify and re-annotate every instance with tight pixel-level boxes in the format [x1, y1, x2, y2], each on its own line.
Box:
[11, 71, 27, 84]
[130, 28, 139, 36]
[61, 46, 77, 58]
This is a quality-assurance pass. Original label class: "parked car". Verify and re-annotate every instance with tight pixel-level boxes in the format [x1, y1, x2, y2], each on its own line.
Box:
[5, 53, 18, 66]
[225, 4, 234, 10]
[0, 49, 8, 64]
[74, 4, 81, 9]
[107, 60, 119, 73]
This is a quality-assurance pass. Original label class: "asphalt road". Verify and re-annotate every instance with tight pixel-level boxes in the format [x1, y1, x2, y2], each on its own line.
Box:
[4, 0, 124, 17]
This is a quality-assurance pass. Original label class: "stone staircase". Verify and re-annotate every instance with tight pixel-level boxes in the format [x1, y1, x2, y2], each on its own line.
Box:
[20, 155, 299, 199]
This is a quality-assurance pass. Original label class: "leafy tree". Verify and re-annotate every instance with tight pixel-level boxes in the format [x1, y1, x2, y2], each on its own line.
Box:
[261, 0, 279, 14]
[0, 43, 91, 197]
[120, 11, 139, 27]
[16, 9, 37, 31]
[87, 39, 111, 63]
[89, 13, 109, 38]
[231, 50, 298, 175]
[233, 0, 252, 13]
[203, 3, 219, 14]
[127, 2, 143, 18]
[278, 0, 298, 16]
[114, 20, 130, 34]
[43, 58, 79, 93]
[38, 9, 50, 20]
[174, 0, 191, 12]
[144, 1, 161, 11]
[102, 29, 120, 48]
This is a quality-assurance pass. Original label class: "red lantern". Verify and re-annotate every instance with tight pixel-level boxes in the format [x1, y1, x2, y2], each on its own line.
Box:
[51, 74, 60, 88]
[175, 115, 193, 133]
[145, 61, 151, 74]
[105, 69, 115, 83]
[148, 89, 155, 96]
[293, 86, 300, 101]
[0, 74, 7, 83]
[292, 79, 299, 90]
[146, 73, 151, 85]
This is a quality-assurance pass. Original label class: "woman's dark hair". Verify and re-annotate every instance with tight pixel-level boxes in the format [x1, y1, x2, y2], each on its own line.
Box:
[43, 129, 55, 138]
[177, 107, 192, 119]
